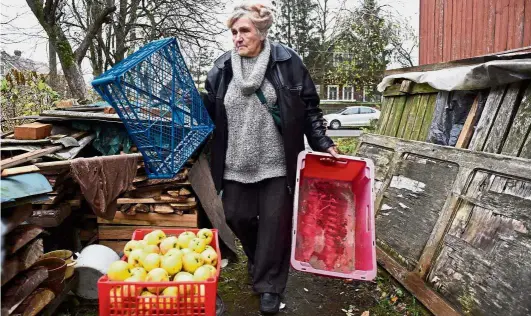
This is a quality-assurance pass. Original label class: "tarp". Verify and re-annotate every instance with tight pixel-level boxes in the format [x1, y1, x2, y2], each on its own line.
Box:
[378, 59, 531, 92]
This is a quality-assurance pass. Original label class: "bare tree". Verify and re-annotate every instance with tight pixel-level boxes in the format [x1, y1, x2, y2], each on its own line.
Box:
[63, 0, 226, 78]
[25, 0, 116, 99]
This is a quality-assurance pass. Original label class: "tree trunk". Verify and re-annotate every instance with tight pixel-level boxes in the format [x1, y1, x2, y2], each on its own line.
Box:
[48, 40, 58, 91]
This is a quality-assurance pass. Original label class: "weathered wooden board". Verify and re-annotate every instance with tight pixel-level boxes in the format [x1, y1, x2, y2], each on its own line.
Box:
[377, 97, 394, 134]
[401, 95, 423, 140]
[418, 94, 438, 141]
[396, 97, 416, 138]
[456, 96, 480, 149]
[356, 134, 531, 316]
[483, 82, 523, 153]
[469, 85, 507, 151]
[99, 225, 188, 240]
[375, 155, 459, 270]
[386, 96, 407, 137]
[97, 212, 198, 227]
[428, 172, 531, 316]
[502, 83, 531, 156]
[189, 153, 237, 255]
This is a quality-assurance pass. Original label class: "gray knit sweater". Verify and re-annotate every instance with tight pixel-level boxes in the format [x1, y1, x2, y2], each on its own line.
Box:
[223, 41, 286, 183]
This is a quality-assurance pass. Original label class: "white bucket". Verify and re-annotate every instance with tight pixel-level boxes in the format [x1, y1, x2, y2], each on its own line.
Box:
[73, 244, 120, 299]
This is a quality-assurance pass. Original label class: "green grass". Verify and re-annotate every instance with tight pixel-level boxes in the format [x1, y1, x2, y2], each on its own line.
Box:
[332, 136, 360, 155]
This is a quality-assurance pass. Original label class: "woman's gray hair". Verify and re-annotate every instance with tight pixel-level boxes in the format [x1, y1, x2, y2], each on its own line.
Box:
[227, 1, 275, 39]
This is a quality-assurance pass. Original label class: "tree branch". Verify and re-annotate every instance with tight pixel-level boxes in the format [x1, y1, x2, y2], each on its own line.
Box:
[74, 3, 116, 65]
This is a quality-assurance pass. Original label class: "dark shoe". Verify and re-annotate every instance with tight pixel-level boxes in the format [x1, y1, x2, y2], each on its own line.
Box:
[260, 293, 281, 314]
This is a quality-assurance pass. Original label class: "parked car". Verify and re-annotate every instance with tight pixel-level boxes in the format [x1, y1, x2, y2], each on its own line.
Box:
[324, 106, 380, 130]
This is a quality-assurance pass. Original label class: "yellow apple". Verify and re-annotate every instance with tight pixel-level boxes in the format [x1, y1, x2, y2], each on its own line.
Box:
[180, 248, 193, 255]
[137, 240, 149, 250]
[201, 248, 218, 266]
[128, 249, 147, 268]
[143, 253, 161, 272]
[160, 236, 179, 255]
[130, 267, 147, 280]
[144, 244, 160, 254]
[193, 266, 213, 281]
[173, 271, 195, 295]
[145, 268, 169, 294]
[110, 287, 123, 309]
[197, 228, 214, 245]
[202, 264, 217, 278]
[124, 240, 140, 257]
[108, 260, 132, 281]
[188, 285, 206, 304]
[160, 287, 179, 309]
[205, 245, 215, 252]
[164, 248, 184, 259]
[122, 276, 143, 297]
[188, 238, 207, 253]
[161, 253, 183, 275]
[144, 232, 162, 246]
[177, 231, 196, 249]
[140, 290, 156, 309]
[182, 252, 204, 273]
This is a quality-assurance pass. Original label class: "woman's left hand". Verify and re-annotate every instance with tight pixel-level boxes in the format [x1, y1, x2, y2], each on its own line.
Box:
[327, 146, 340, 159]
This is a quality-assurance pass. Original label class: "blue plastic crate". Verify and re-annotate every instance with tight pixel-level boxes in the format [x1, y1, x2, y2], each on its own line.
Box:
[91, 38, 214, 179]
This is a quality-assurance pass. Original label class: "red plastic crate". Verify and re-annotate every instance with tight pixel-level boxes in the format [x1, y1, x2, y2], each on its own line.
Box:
[290, 151, 376, 281]
[98, 228, 221, 315]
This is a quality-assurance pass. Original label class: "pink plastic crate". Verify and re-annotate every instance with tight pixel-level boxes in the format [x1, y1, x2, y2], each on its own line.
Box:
[290, 151, 376, 281]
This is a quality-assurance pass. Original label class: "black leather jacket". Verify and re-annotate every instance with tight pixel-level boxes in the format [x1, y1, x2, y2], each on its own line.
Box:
[201, 41, 334, 194]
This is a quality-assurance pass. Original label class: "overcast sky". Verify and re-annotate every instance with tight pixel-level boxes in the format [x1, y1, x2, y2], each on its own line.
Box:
[0, 0, 419, 81]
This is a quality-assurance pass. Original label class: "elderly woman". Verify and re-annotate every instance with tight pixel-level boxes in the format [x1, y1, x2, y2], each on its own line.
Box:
[202, 2, 338, 314]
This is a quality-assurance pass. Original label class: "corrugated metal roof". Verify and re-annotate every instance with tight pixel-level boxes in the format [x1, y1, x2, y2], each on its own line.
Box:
[0, 173, 53, 203]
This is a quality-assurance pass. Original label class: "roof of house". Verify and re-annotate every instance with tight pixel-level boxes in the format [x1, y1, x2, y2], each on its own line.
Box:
[1, 50, 50, 75]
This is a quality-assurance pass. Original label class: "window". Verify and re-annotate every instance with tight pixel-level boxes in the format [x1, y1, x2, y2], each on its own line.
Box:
[343, 86, 353, 100]
[360, 107, 375, 114]
[327, 85, 338, 100]
[344, 107, 360, 115]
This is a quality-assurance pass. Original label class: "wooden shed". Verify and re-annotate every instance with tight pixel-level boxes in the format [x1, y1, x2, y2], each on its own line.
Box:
[419, 0, 531, 65]
[358, 53, 531, 316]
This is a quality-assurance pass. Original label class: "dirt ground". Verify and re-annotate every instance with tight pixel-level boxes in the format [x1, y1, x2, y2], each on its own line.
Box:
[58, 244, 431, 316]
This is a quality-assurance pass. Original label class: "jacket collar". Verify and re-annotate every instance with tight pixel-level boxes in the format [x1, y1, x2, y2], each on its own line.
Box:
[214, 41, 292, 69]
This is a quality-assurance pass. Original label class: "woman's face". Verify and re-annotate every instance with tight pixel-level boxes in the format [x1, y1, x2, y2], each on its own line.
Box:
[231, 17, 263, 57]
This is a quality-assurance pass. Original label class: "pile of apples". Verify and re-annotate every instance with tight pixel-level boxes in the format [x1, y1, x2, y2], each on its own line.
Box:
[106, 229, 218, 308]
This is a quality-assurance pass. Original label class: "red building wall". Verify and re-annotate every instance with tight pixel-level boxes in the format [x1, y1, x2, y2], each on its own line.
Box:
[419, 0, 531, 65]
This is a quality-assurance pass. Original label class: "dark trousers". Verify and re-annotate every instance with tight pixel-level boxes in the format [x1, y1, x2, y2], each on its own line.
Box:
[222, 177, 293, 294]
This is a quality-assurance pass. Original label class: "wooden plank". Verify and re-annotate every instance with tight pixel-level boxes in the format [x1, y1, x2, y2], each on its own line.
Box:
[399, 80, 413, 94]
[507, 0, 517, 50]
[443, 0, 454, 62]
[515, 0, 526, 47]
[418, 94, 438, 141]
[116, 196, 196, 205]
[451, 0, 459, 59]
[469, 85, 507, 151]
[520, 133, 531, 159]
[189, 153, 237, 255]
[435, 0, 444, 63]
[1, 204, 33, 234]
[464, 0, 473, 58]
[98, 225, 187, 240]
[484, 82, 522, 154]
[5, 224, 43, 255]
[410, 94, 430, 140]
[97, 212, 198, 227]
[525, 0, 531, 46]
[486, 0, 497, 53]
[14, 288, 56, 316]
[377, 97, 394, 134]
[495, 0, 510, 53]
[458, 191, 531, 222]
[0, 131, 87, 170]
[396, 96, 415, 139]
[376, 248, 461, 316]
[401, 95, 422, 140]
[383, 83, 439, 97]
[376, 155, 459, 268]
[456, 96, 480, 148]
[1, 165, 41, 177]
[471, 0, 479, 57]
[153, 204, 174, 214]
[99, 240, 127, 254]
[386, 96, 407, 137]
[502, 83, 531, 156]
[1, 267, 49, 314]
[26, 204, 72, 227]
[40, 273, 79, 316]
